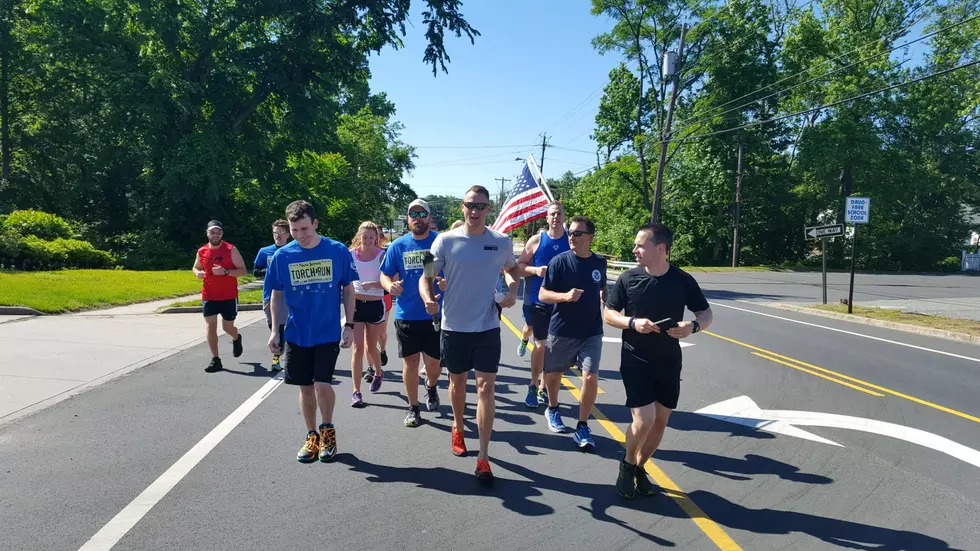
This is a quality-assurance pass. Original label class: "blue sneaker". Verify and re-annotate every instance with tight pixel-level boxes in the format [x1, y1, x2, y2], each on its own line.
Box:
[546, 407, 567, 433]
[537, 387, 548, 405]
[517, 340, 528, 357]
[573, 424, 595, 450]
[524, 385, 538, 408]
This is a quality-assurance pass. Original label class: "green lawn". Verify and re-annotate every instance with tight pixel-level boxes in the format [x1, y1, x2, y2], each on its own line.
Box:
[812, 304, 980, 337]
[168, 289, 263, 308]
[0, 270, 254, 313]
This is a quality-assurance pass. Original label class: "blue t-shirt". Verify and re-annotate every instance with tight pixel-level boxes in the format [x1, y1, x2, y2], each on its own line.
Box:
[265, 237, 357, 347]
[526, 230, 570, 304]
[254, 244, 280, 302]
[544, 250, 608, 338]
[380, 232, 443, 321]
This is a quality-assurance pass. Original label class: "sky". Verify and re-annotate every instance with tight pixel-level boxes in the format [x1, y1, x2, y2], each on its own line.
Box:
[367, 0, 620, 199]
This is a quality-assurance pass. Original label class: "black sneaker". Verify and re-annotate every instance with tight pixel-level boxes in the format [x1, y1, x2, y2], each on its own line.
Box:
[364, 366, 374, 383]
[380, 350, 388, 366]
[425, 384, 440, 412]
[205, 357, 223, 373]
[616, 460, 636, 499]
[404, 406, 421, 427]
[634, 465, 658, 496]
[232, 335, 243, 358]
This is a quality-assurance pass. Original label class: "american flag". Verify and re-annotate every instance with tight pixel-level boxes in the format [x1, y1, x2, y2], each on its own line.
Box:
[491, 161, 550, 234]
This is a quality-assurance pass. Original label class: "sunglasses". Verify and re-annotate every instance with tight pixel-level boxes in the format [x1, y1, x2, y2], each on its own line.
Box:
[408, 211, 429, 219]
[463, 202, 490, 211]
[569, 230, 594, 238]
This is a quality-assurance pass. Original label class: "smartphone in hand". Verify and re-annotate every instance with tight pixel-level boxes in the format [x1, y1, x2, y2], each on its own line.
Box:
[654, 318, 678, 332]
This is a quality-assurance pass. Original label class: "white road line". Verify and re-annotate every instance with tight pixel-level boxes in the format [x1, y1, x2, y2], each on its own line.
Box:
[601, 336, 694, 348]
[78, 374, 285, 551]
[710, 301, 980, 364]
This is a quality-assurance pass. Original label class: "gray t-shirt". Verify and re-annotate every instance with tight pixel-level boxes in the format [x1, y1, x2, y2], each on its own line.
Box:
[430, 227, 516, 333]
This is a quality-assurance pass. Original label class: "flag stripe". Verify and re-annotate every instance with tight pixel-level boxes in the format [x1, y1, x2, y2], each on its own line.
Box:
[496, 190, 547, 222]
[491, 161, 550, 233]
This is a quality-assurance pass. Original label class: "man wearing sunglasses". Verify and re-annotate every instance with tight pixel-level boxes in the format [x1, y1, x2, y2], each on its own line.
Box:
[516, 202, 569, 409]
[380, 199, 445, 428]
[254, 219, 292, 372]
[420, 185, 521, 481]
[537, 216, 606, 449]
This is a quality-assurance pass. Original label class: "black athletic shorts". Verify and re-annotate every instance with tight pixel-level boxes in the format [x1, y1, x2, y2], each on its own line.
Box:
[202, 299, 237, 321]
[441, 328, 501, 375]
[284, 341, 340, 386]
[522, 302, 553, 342]
[395, 319, 441, 360]
[353, 299, 385, 325]
[619, 348, 682, 409]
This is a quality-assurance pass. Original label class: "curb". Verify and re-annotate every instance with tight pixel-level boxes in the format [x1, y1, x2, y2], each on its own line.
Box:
[0, 306, 43, 316]
[762, 302, 980, 345]
[159, 303, 264, 314]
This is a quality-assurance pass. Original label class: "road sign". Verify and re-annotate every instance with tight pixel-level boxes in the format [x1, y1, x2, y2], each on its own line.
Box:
[845, 196, 871, 224]
[397, 215, 407, 220]
[805, 224, 844, 240]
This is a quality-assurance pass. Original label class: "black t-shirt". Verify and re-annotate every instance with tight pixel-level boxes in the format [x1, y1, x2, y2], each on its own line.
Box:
[605, 265, 709, 363]
[544, 251, 607, 338]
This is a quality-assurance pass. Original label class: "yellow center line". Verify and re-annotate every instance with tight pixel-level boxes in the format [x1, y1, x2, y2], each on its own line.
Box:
[500, 314, 742, 551]
[751, 352, 885, 397]
[704, 331, 980, 424]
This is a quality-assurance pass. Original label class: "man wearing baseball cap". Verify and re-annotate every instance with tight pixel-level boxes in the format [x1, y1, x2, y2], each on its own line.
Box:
[192, 220, 248, 373]
[379, 199, 446, 427]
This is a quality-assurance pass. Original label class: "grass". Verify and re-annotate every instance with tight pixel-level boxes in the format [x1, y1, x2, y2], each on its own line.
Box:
[168, 289, 263, 308]
[811, 303, 980, 337]
[0, 270, 255, 313]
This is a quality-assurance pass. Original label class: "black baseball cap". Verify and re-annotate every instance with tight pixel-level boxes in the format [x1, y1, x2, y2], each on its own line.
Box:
[206, 220, 223, 230]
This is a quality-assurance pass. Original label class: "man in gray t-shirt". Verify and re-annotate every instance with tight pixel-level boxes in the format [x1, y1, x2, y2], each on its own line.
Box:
[420, 185, 521, 482]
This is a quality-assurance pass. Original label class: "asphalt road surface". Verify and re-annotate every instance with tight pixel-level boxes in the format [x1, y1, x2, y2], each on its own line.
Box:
[4, 288, 980, 550]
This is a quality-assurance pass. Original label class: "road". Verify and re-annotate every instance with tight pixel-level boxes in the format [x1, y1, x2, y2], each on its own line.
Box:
[3, 277, 980, 550]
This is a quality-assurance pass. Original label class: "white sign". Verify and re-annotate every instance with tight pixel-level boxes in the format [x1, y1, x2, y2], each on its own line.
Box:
[695, 396, 980, 469]
[845, 196, 871, 224]
[397, 215, 407, 220]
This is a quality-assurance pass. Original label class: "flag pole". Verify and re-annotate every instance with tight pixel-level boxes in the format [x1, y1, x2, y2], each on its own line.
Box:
[527, 153, 555, 202]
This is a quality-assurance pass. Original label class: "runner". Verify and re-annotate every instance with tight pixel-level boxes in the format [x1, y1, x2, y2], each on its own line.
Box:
[380, 199, 445, 427]
[265, 200, 356, 463]
[517, 323, 532, 357]
[379, 287, 391, 367]
[537, 215, 606, 450]
[254, 219, 291, 372]
[192, 220, 247, 373]
[420, 186, 521, 481]
[349, 221, 387, 407]
[603, 222, 713, 498]
[515, 202, 569, 408]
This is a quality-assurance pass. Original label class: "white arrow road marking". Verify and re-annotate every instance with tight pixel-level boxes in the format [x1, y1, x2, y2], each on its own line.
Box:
[695, 396, 980, 469]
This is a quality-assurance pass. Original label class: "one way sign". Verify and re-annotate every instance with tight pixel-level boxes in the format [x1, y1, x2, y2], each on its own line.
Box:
[805, 224, 844, 239]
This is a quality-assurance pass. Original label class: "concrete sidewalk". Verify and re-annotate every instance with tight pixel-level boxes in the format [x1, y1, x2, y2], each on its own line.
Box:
[0, 296, 265, 425]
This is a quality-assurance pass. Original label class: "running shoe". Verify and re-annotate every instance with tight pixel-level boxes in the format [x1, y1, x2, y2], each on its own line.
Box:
[270, 356, 282, 372]
[475, 459, 493, 481]
[404, 406, 421, 427]
[364, 366, 374, 383]
[425, 384, 440, 412]
[616, 460, 636, 499]
[451, 428, 467, 456]
[517, 340, 528, 357]
[205, 357, 223, 373]
[232, 335, 243, 358]
[380, 350, 389, 366]
[369, 370, 384, 393]
[634, 466, 658, 496]
[573, 424, 595, 450]
[524, 385, 538, 408]
[318, 424, 337, 462]
[546, 406, 567, 433]
[297, 431, 319, 463]
[351, 391, 365, 408]
[537, 387, 548, 406]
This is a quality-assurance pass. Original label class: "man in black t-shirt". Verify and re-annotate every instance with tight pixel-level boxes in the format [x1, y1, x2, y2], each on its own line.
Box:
[538, 215, 606, 450]
[604, 222, 713, 499]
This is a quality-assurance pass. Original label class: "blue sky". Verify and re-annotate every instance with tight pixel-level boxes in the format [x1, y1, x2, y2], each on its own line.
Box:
[367, 0, 619, 199]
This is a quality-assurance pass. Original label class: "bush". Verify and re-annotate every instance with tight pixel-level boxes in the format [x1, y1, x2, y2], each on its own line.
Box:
[1, 210, 75, 240]
[938, 256, 962, 272]
[105, 232, 188, 270]
[1, 235, 115, 270]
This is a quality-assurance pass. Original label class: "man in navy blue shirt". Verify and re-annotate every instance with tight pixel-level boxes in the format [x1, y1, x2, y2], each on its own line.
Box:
[266, 200, 357, 464]
[254, 219, 291, 371]
[538, 215, 607, 450]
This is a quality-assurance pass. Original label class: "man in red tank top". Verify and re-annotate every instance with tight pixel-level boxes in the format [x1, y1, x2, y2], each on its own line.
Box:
[192, 220, 248, 373]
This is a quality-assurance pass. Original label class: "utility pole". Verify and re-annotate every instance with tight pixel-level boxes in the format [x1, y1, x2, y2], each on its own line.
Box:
[539, 133, 549, 177]
[494, 177, 511, 210]
[731, 142, 744, 267]
[651, 23, 687, 223]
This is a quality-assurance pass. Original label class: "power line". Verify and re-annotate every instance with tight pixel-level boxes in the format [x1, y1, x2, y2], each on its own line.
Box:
[681, 5, 935, 129]
[551, 145, 597, 155]
[675, 58, 980, 143]
[413, 144, 537, 149]
[417, 150, 527, 167]
[678, 12, 980, 135]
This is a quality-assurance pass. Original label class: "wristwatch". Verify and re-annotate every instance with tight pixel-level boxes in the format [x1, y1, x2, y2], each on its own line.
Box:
[344, 322, 355, 329]
[692, 320, 701, 334]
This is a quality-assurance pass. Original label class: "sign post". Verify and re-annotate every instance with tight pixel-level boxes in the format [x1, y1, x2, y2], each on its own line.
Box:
[804, 224, 844, 304]
[844, 197, 871, 313]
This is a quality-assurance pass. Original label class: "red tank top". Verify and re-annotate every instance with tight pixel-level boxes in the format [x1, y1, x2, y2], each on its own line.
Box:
[198, 241, 239, 301]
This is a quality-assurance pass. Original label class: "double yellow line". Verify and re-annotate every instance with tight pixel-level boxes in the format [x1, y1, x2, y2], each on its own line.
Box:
[704, 331, 980, 424]
[499, 315, 743, 551]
